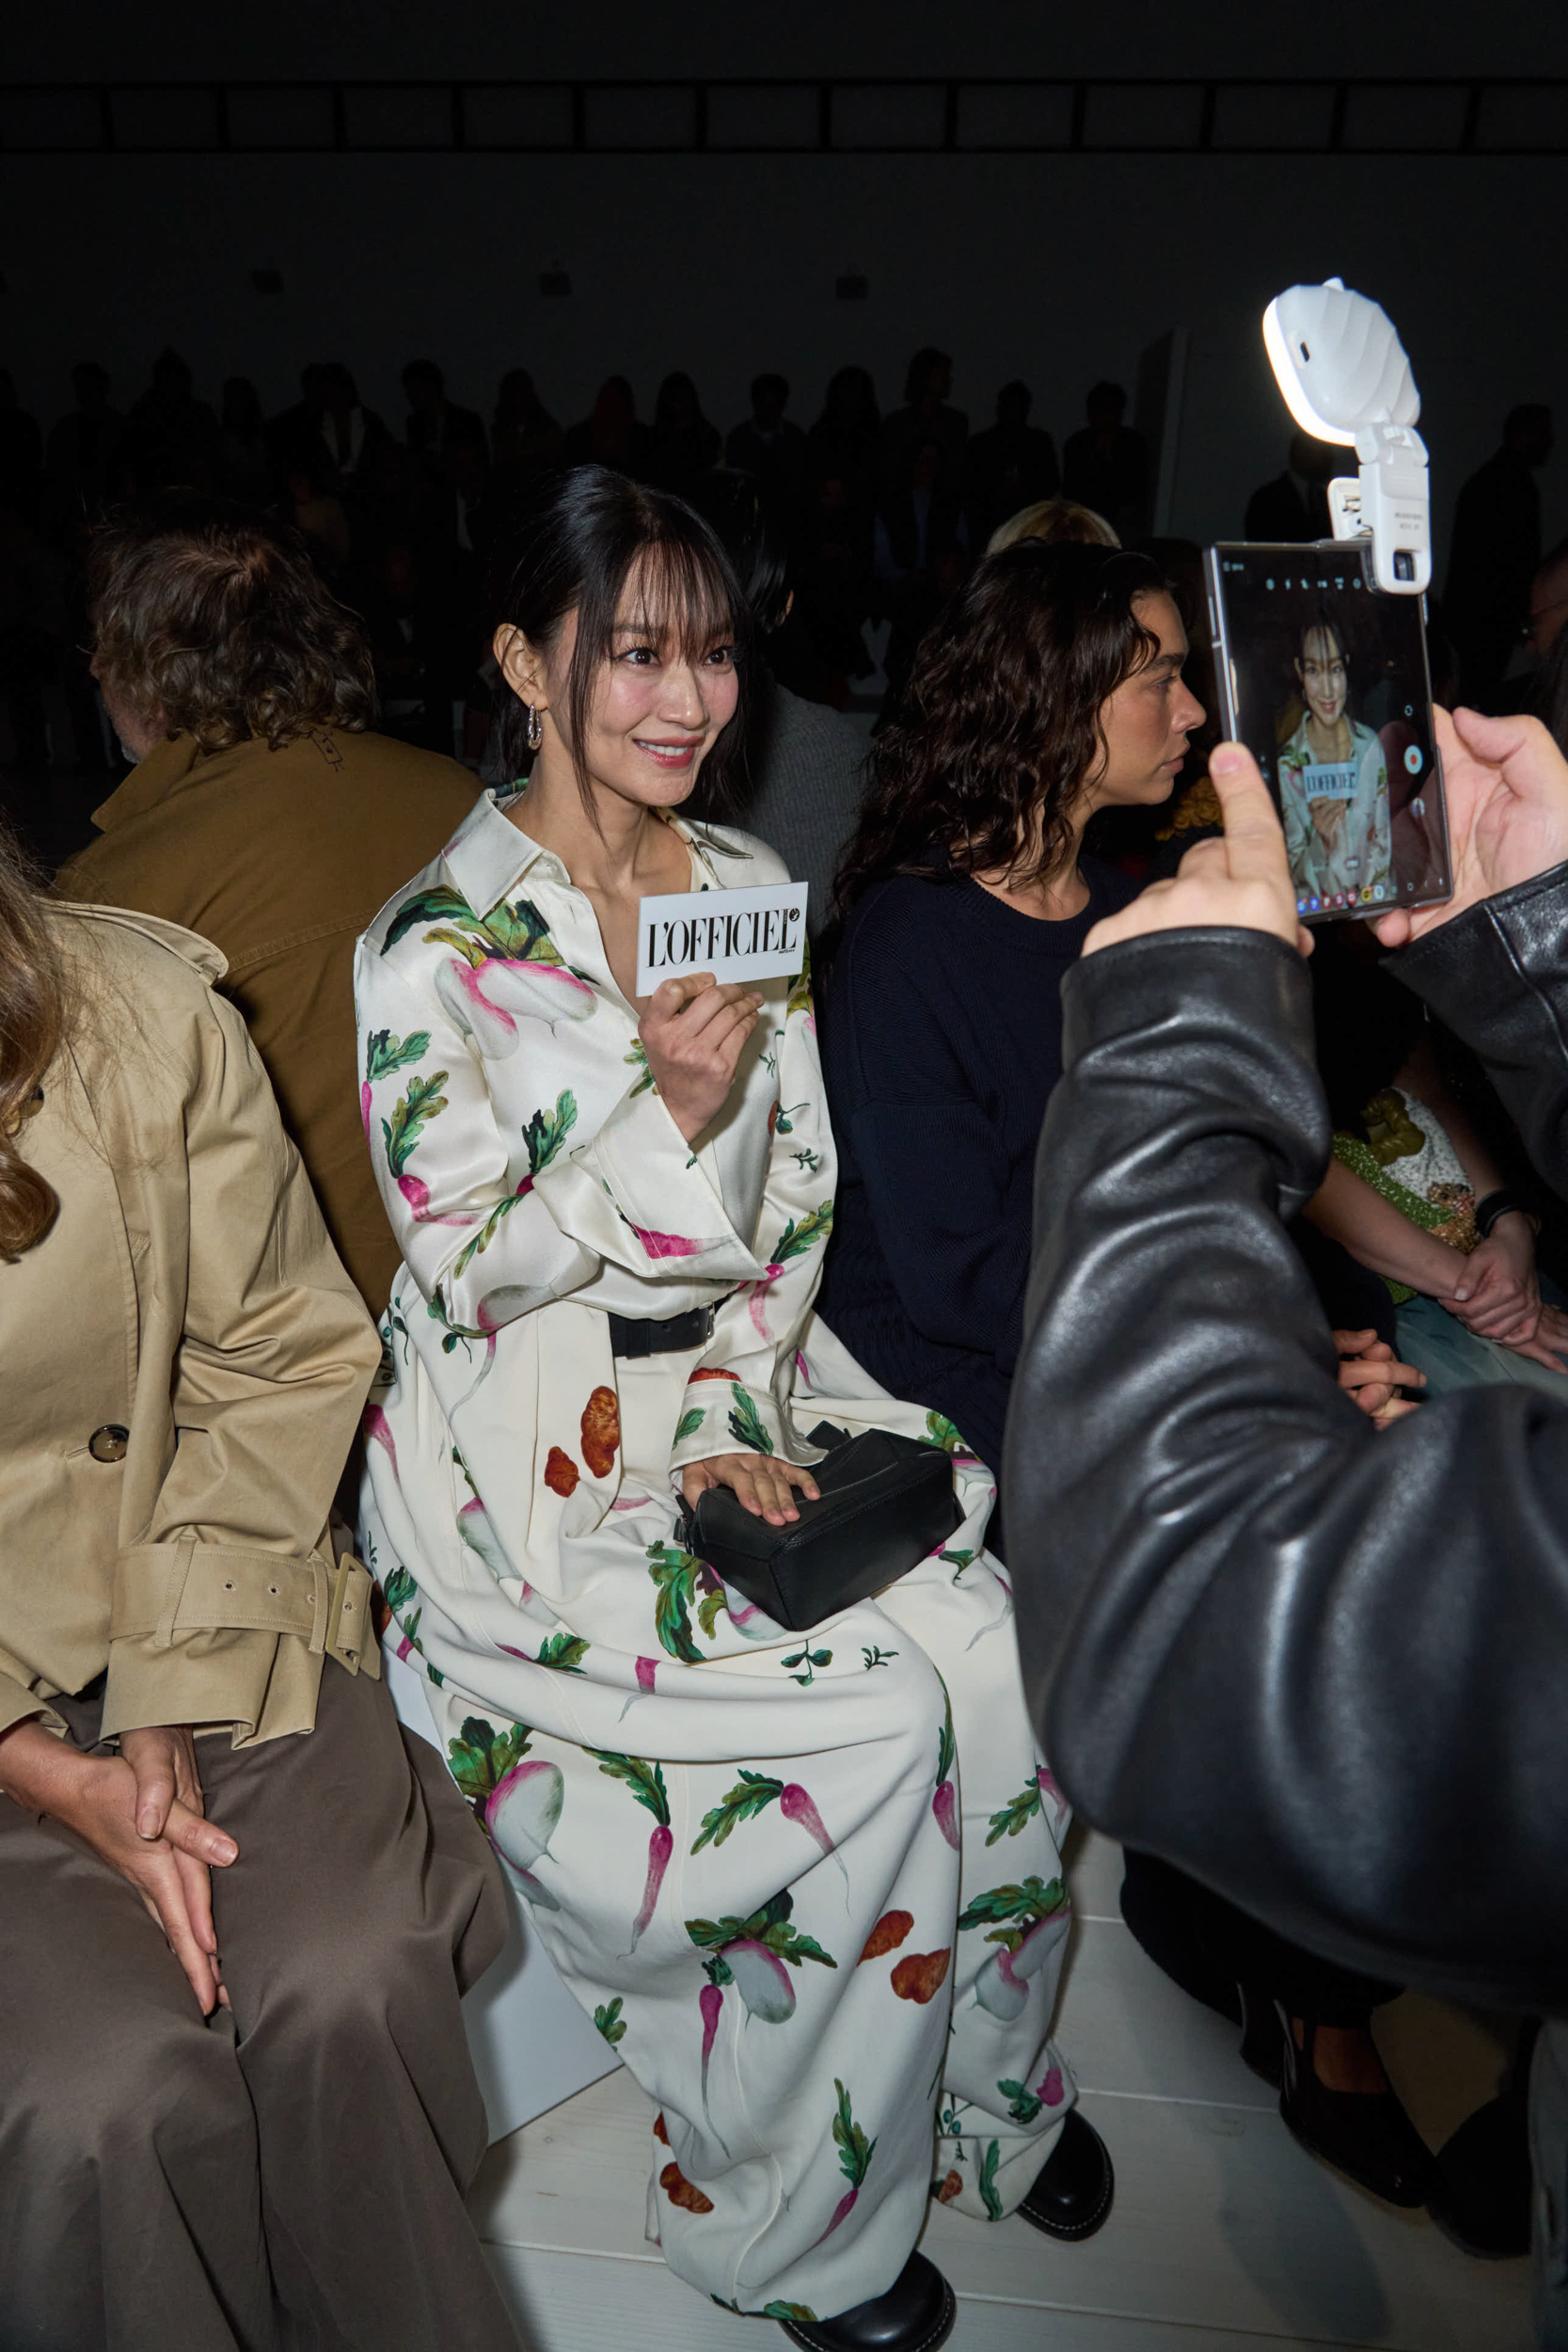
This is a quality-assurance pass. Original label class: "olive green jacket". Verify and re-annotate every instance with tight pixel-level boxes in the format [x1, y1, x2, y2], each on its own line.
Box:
[0, 903, 381, 1749]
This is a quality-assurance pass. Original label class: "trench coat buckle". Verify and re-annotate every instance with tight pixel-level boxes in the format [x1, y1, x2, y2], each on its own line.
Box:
[325, 1553, 380, 1679]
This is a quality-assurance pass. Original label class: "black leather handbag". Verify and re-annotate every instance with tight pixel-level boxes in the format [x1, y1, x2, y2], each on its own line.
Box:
[679, 1422, 962, 1633]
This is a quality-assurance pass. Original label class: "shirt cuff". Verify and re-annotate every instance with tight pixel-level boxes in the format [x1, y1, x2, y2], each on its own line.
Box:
[0, 1663, 60, 1741]
[535, 1082, 764, 1282]
[667, 1370, 792, 1475]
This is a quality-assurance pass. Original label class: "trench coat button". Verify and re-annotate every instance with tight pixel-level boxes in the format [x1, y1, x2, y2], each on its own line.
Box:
[88, 1424, 130, 1463]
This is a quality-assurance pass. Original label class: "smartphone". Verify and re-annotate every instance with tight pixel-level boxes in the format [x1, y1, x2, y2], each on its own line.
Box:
[1204, 540, 1452, 923]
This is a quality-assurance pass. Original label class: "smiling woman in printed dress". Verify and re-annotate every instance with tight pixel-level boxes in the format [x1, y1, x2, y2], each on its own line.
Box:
[356, 467, 1114, 2352]
[1277, 614, 1391, 907]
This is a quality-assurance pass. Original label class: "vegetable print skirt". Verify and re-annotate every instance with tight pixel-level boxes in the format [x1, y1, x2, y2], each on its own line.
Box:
[363, 1329, 1077, 2325]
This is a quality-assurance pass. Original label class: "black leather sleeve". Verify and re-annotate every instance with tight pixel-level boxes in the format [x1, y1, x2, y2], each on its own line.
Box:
[1389, 859, 1568, 1198]
[1005, 927, 1568, 2014]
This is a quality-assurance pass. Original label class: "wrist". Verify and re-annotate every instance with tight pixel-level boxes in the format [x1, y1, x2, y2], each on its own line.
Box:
[0, 1716, 90, 1817]
[1475, 1189, 1538, 1242]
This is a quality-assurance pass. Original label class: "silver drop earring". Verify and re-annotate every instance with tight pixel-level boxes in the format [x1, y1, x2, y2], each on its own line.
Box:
[526, 705, 544, 753]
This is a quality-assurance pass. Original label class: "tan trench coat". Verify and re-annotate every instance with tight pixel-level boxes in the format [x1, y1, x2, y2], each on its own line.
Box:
[0, 902, 381, 1749]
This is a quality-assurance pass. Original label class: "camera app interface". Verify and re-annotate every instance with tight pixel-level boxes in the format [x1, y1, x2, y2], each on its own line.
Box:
[1212, 545, 1450, 919]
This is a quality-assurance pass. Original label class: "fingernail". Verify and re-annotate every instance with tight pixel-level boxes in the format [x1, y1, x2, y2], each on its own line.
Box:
[212, 1836, 237, 1863]
[1211, 743, 1243, 772]
[137, 1809, 158, 1839]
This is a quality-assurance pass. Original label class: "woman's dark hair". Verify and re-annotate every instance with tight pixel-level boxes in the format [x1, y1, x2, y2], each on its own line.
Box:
[87, 492, 375, 752]
[489, 465, 752, 819]
[816, 366, 880, 436]
[653, 372, 707, 434]
[1294, 609, 1347, 669]
[832, 538, 1165, 920]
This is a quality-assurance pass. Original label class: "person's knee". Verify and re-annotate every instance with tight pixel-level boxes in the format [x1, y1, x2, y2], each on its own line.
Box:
[9, 1994, 249, 2184]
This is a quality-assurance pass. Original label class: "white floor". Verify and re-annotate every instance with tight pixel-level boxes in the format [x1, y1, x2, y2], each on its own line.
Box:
[469, 1828, 1532, 2351]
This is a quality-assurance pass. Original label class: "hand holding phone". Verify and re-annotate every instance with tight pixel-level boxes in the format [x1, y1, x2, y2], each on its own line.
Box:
[1374, 707, 1568, 948]
[1205, 541, 1452, 926]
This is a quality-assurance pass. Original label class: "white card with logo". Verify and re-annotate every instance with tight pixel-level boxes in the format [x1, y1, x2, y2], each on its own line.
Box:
[637, 882, 809, 994]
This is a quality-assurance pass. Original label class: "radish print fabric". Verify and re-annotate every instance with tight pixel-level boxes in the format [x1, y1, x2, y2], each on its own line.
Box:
[356, 789, 1080, 2321]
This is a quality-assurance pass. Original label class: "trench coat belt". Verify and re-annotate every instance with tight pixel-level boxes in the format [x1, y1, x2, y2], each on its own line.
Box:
[110, 1543, 381, 1678]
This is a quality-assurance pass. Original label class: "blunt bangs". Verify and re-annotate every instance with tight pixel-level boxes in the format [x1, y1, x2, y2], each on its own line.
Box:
[492, 466, 752, 822]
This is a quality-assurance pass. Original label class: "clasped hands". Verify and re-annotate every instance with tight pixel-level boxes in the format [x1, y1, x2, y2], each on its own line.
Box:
[0, 1715, 234, 2012]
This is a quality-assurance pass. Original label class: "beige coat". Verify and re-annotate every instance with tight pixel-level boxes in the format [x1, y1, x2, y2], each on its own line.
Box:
[0, 903, 381, 1749]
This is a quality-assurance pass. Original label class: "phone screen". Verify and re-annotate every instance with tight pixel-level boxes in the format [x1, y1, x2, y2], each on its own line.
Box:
[1205, 540, 1452, 922]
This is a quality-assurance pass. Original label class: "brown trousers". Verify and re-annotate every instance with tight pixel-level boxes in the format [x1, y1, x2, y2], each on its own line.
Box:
[0, 1661, 519, 2352]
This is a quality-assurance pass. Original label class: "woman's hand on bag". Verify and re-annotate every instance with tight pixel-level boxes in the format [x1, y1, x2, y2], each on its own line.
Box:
[681, 1452, 821, 1528]
[0, 1716, 235, 2013]
[640, 974, 767, 1144]
[1450, 1216, 1540, 1343]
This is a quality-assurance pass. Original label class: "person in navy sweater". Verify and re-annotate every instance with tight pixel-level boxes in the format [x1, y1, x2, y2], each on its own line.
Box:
[819, 538, 1203, 1513]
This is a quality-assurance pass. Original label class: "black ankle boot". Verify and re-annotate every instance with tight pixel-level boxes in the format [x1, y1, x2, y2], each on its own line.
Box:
[1279, 2013, 1436, 2207]
[1015, 2108, 1115, 2241]
[775, 2251, 956, 2351]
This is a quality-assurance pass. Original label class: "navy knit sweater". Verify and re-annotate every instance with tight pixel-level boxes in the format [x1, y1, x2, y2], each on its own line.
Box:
[818, 856, 1138, 1486]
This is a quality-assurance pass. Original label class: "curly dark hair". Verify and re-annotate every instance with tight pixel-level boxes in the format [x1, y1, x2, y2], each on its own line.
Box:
[87, 493, 376, 754]
[832, 539, 1167, 923]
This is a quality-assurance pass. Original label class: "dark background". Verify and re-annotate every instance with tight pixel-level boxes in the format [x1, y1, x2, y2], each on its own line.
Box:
[4, 0, 1567, 567]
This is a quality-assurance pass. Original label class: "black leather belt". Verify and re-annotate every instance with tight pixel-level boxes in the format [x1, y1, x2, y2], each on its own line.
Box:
[608, 1303, 719, 1358]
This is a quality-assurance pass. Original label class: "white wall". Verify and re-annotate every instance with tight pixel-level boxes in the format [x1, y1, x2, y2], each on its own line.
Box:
[4, 144, 1565, 564]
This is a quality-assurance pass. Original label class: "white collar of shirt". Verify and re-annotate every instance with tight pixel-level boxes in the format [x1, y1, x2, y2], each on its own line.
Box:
[443, 786, 721, 919]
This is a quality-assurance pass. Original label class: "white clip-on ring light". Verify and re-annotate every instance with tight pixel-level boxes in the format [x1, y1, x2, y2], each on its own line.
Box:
[1262, 278, 1430, 595]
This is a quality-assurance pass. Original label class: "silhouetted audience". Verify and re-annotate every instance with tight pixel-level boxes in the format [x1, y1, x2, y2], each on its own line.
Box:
[964, 380, 1059, 549]
[43, 361, 125, 532]
[1243, 431, 1339, 542]
[725, 372, 808, 536]
[317, 362, 390, 487]
[807, 364, 882, 515]
[0, 373, 43, 525]
[1446, 404, 1554, 707]
[880, 345, 968, 487]
[403, 358, 487, 480]
[562, 373, 651, 475]
[646, 370, 721, 489]
[218, 376, 270, 502]
[490, 368, 562, 479]
[1062, 380, 1150, 541]
[874, 441, 971, 715]
[123, 348, 221, 493]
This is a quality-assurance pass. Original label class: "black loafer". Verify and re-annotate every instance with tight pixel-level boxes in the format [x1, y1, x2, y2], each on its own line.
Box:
[1279, 2021, 1436, 2208]
[1015, 2108, 1115, 2242]
[775, 2252, 956, 2351]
